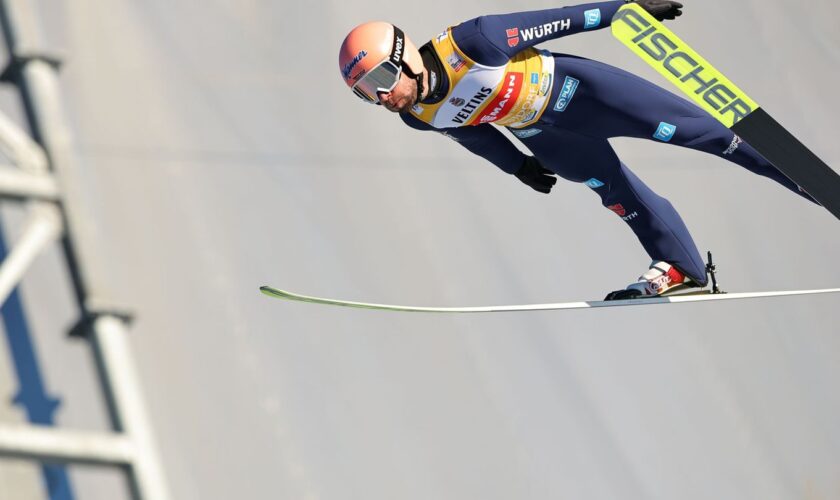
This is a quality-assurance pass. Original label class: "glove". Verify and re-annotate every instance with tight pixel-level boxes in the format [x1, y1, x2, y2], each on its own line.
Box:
[627, 0, 683, 21]
[514, 156, 557, 194]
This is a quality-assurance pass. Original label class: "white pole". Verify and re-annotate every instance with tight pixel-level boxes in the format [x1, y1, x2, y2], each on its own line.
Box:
[92, 315, 171, 500]
[0, 169, 59, 200]
[0, 204, 62, 305]
[0, 424, 136, 466]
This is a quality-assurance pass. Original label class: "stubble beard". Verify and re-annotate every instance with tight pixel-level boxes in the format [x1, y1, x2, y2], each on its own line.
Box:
[394, 77, 418, 113]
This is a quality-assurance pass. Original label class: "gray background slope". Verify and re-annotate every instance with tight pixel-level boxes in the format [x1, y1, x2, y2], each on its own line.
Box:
[1, 0, 839, 499]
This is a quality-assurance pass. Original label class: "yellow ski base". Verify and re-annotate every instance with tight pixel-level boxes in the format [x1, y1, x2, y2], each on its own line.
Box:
[611, 3, 758, 127]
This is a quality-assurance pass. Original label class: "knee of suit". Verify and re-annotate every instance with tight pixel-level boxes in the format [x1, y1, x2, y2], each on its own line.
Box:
[593, 175, 668, 216]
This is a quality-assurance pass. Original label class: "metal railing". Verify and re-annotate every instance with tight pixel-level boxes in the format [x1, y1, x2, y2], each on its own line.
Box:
[0, 0, 170, 498]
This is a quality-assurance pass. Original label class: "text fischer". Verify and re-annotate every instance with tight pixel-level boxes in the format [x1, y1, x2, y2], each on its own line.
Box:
[615, 9, 754, 125]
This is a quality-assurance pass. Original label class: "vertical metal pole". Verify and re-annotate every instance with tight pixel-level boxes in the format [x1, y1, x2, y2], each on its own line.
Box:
[91, 316, 170, 500]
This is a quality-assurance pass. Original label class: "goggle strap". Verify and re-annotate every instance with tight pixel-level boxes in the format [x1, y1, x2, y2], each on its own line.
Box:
[390, 26, 405, 68]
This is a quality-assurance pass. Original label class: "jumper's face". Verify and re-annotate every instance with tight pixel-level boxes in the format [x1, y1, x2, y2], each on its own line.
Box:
[378, 71, 417, 113]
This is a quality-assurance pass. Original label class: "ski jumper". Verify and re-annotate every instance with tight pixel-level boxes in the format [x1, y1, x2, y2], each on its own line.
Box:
[400, 0, 814, 284]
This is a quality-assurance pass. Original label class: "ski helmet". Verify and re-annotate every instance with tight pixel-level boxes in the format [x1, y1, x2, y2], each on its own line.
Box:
[338, 21, 424, 104]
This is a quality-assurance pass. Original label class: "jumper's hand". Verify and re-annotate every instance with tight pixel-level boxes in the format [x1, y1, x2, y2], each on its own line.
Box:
[628, 0, 683, 21]
[515, 156, 557, 194]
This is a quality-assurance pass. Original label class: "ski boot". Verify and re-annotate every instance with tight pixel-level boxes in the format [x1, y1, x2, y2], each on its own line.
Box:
[604, 261, 702, 301]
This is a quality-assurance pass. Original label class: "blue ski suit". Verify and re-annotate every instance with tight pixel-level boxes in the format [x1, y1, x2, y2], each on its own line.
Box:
[400, 1, 814, 284]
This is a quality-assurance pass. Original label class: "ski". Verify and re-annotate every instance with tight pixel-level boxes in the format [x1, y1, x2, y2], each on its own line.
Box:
[611, 4, 840, 220]
[259, 285, 840, 314]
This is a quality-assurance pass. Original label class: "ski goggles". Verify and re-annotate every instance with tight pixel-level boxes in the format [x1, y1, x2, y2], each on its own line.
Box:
[351, 26, 406, 105]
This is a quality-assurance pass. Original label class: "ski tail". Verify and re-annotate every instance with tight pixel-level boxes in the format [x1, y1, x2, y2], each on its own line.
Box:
[731, 108, 840, 217]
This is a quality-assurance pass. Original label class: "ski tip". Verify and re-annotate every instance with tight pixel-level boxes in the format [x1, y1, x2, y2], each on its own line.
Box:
[260, 286, 289, 299]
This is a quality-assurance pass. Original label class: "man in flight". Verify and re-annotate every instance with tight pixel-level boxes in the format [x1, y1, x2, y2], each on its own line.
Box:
[337, 0, 817, 299]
